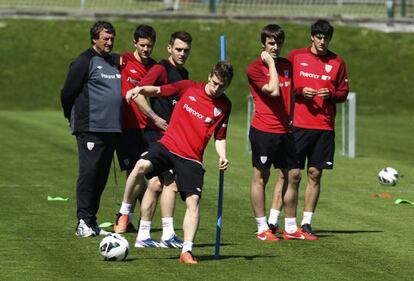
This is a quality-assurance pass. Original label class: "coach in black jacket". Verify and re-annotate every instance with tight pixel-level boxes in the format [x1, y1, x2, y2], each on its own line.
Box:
[61, 21, 122, 237]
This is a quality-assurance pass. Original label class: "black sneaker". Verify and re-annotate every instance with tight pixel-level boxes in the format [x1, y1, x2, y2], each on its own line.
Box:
[268, 223, 280, 234]
[126, 222, 137, 233]
[301, 223, 315, 234]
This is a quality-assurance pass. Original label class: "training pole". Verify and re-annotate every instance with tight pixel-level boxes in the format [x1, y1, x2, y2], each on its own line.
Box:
[112, 155, 120, 205]
[214, 35, 226, 260]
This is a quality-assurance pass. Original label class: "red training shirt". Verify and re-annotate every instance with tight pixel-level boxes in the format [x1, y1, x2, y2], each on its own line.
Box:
[288, 47, 349, 130]
[120, 52, 156, 129]
[246, 57, 293, 133]
[158, 80, 231, 164]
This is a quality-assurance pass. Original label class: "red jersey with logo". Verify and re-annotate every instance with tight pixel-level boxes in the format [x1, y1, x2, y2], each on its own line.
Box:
[288, 47, 348, 130]
[247, 57, 293, 133]
[120, 52, 156, 128]
[158, 80, 231, 164]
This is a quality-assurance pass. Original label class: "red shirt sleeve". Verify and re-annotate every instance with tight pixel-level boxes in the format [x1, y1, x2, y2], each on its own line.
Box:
[214, 98, 231, 140]
[331, 60, 349, 103]
[246, 59, 268, 92]
[159, 80, 194, 97]
[287, 50, 304, 96]
[139, 64, 167, 86]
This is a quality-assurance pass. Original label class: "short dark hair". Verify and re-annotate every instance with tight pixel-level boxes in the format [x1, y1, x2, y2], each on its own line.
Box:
[90, 21, 116, 44]
[169, 31, 192, 46]
[134, 24, 156, 43]
[211, 61, 234, 87]
[261, 24, 285, 45]
[311, 19, 334, 39]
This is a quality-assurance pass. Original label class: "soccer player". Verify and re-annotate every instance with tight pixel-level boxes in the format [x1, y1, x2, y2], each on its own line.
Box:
[114, 31, 192, 248]
[113, 25, 157, 233]
[125, 61, 233, 264]
[274, 19, 349, 240]
[247, 24, 301, 242]
[61, 21, 122, 237]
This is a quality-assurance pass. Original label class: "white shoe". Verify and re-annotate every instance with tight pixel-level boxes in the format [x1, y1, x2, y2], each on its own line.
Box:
[75, 219, 96, 237]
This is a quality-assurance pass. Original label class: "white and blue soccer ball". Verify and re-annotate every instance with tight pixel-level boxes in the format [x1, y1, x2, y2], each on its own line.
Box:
[378, 167, 399, 186]
[99, 233, 129, 261]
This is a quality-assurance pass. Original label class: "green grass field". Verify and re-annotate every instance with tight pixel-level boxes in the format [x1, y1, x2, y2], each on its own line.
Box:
[0, 19, 413, 280]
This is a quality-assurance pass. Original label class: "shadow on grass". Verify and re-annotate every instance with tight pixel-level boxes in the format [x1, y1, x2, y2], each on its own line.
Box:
[197, 254, 277, 261]
[314, 229, 383, 238]
[142, 253, 277, 262]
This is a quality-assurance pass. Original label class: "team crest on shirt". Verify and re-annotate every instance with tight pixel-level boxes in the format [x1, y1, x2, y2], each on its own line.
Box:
[213, 107, 222, 117]
[87, 142, 95, 151]
[260, 156, 267, 164]
[300, 62, 309, 67]
[325, 64, 333, 73]
[130, 69, 137, 74]
[189, 96, 197, 102]
[284, 70, 289, 77]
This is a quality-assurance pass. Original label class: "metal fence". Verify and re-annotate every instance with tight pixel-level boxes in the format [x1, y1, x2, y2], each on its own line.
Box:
[0, 0, 413, 19]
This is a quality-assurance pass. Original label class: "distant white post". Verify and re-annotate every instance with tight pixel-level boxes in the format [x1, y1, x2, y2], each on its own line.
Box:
[80, 0, 86, 9]
[341, 92, 356, 158]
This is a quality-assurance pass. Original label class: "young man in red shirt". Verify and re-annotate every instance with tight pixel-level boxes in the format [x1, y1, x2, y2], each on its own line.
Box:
[246, 24, 301, 242]
[114, 24, 157, 233]
[125, 61, 233, 264]
[273, 19, 349, 240]
[114, 32, 191, 248]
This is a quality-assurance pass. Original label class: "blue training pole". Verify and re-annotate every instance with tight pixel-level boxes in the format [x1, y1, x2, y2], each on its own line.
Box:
[220, 35, 226, 61]
[214, 35, 226, 260]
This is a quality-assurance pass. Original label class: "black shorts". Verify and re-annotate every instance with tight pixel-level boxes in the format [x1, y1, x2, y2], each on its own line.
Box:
[293, 127, 335, 170]
[143, 129, 163, 144]
[141, 142, 205, 200]
[144, 129, 174, 183]
[115, 128, 148, 171]
[249, 126, 299, 170]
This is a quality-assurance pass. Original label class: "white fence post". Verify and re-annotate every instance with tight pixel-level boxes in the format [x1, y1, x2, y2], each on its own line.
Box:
[348, 92, 356, 158]
[341, 92, 356, 158]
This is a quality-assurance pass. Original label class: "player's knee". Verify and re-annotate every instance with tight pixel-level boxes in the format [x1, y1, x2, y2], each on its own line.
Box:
[252, 168, 270, 187]
[148, 177, 162, 193]
[308, 168, 322, 182]
[289, 169, 302, 184]
[185, 194, 200, 211]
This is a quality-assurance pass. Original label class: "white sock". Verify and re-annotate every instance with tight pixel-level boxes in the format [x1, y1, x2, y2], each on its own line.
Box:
[119, 202, 132, 215]
[161, 217, 175, 241]
[268, 209, 281, 226]
[182, 241, 193, 253]
[137, 220, 151, 241]
[301, 211, 314, 226]
[285, 217, 298, 234]
[255, 216, 269, 233]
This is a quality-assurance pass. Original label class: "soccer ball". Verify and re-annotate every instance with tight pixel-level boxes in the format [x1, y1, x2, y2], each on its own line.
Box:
[99, 234, 129, 261]
[378, 167, 399, 186]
